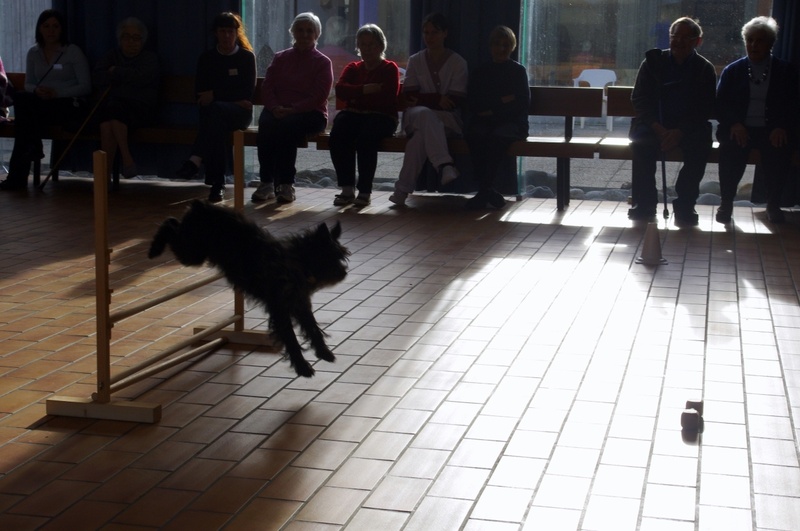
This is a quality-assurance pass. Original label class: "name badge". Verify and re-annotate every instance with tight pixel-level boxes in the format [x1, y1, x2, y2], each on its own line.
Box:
[229, 68, 238, 76]
[54, 64, 63, 70]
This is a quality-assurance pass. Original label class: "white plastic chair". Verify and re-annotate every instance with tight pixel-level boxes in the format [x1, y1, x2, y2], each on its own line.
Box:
[573, 69, 616, 131]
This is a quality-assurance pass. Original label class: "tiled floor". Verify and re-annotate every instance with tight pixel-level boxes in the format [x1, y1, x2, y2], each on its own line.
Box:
[0, 175, 798, 530]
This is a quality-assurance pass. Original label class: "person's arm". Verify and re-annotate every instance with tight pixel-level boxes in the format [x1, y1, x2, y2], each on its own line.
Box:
[261, 52, 282, 111]
[344, 61, 400, 113]
[714, 63, 738, 127]
[210, 50, 256, 104]
[334, 62, 364, 102]
[371, 61, 401, 112]
[287, 52, 333, 113]
[444, 54, 468, 110]
[55, 45, 91, 98]
[631, 55, 660, 128]
[194, 52, 212, 95]
[680, 58, 716, 132]
[24, 47, 39, 92]
[111, 50, 160, 90]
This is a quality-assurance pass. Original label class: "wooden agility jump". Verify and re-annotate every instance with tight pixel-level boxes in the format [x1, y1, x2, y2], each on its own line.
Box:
[46, 132, 272, 423]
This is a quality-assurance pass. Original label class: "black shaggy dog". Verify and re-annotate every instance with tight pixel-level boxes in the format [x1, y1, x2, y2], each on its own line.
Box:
[148, 200, 350, 377]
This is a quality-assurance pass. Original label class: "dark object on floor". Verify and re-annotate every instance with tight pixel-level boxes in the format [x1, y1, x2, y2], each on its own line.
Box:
[175, 160, 199, 179]
[148, 200, 350, 377]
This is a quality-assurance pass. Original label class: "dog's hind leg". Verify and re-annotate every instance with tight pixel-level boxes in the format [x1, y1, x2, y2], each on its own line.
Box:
[270, 313, 315, 378]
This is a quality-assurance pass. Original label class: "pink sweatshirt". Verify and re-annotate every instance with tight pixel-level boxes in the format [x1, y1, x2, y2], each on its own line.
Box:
[261, 46, 333, 117]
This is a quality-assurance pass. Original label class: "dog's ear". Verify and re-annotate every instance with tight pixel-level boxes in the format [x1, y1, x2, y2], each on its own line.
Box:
[330, 221, 342, 240]
[314, 222, 331, 238]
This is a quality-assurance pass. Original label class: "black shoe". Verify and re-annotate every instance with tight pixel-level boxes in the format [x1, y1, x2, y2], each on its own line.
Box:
[766, 204, 785, 224]
[175, 160, 199, 179]
[715, 202, 732, 224]
[487, 189, 506, 209]
[673, 209, 699, 227]
[0, 178, 26, 191]
[628, 205, 656, 220]
[208, 185, 224, 203]
[465, 190, 489, 210]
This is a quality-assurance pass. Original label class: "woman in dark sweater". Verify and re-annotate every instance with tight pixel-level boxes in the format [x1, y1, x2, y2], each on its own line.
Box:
[464, 26, 529, 209]
[715, 16, 799, 224]
[93, 17, 159, 180]
[175, 12, 256, 202]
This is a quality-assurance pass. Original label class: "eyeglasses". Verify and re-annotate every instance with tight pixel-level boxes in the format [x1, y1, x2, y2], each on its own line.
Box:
[121, 33, 143, 41]
[669, 33, 698, 42]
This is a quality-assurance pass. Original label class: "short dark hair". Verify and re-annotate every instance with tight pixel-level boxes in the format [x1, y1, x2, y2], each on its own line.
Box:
[422, 12, 448, 32]
[35, 9, 68, 46]
[489, 25, 517, 51]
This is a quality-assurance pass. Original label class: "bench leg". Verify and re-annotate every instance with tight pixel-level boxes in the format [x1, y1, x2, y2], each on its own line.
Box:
[33, 159, 41, 188]
[556, 157, 571, 211]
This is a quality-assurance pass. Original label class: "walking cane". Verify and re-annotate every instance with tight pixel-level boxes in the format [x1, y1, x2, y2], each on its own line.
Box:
[659, 112, 669, 220]
[38, 86, 111, 190]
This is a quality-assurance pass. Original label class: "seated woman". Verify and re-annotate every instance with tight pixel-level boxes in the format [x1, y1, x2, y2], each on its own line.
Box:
[93, 17, 159, 179]
[329, 24, 400, 207]
[1, 9, 90, 191]
[464, 25, 529, 210]
[715, 16, 799, 224]
[0, 54, 12, 123]
[389, 12, 467, 206]
[175, 12, 256, 203]
[253, 12, 333, 204]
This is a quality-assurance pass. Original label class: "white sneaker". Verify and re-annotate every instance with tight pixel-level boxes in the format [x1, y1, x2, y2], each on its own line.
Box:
[276, 184, 296, 203]
[389, 191, 407, 206]
[251, 182, 275, 202]
[353, 193, 371, 206]
[440, 164, 459, 186]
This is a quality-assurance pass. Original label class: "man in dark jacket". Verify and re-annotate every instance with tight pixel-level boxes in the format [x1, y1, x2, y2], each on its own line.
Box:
[628, 17, 717, 225]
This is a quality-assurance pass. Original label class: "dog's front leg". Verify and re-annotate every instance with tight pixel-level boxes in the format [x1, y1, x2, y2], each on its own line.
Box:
[270, 313, 315, 378]
[294, 302, 335, 363]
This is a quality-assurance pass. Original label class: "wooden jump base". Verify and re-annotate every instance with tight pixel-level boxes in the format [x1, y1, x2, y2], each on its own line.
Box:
[46, 138, 274, 423]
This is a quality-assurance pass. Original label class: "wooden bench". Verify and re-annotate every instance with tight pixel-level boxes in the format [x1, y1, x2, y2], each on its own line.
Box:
[313, 86, 605, 210]
[2, 73, 606, 209]
[1, 73, 202, 187]
[601, 85, 756, 164]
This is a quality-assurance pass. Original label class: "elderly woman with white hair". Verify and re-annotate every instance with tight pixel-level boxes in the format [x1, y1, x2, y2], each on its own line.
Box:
[715, 16, 799, 224]
[329, 24, 400, 207]
[253, 12, 333, 203]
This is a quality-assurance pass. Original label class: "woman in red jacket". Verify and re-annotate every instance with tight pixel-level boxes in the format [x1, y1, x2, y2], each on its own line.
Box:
[329, 24, 400, 206]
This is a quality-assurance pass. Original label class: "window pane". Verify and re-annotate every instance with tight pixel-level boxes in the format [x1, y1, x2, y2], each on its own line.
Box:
[242, 0, 410, 77]
[521, 0, 774, 89]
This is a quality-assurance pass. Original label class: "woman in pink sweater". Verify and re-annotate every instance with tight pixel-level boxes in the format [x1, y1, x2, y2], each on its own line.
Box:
[329, 24, 400, 207]
[253, 12, 333, 203]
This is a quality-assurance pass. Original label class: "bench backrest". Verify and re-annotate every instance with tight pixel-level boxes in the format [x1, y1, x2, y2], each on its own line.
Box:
[7, 72, 606, 120]
[529, 86, 603, 117]
[8, 72, 25, 92]
[606, 85, 635, 117]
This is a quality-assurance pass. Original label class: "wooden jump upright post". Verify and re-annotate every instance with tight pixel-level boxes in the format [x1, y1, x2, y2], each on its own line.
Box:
[46, 137, 274, 423]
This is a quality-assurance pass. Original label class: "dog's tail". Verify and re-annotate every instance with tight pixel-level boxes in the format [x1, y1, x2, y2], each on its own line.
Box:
[148, 218, 179, 259]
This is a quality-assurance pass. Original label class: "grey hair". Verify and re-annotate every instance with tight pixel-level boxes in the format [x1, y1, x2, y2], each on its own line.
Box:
[742, 16, 778, 46]
[356, 24, 387, 59]
[117, 17, 148, 44]
[670, 17, 703, 39]
[290, 12, 322, 43]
